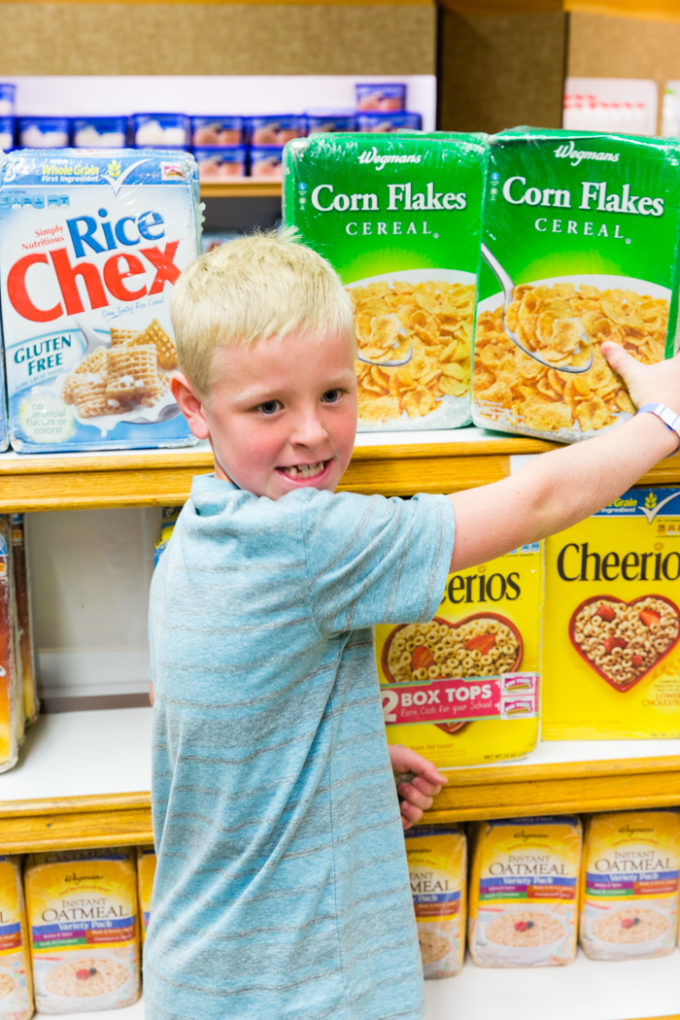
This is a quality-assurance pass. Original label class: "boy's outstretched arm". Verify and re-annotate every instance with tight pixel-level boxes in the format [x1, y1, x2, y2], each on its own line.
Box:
[388, 744, 448, 830]
[449, 343, 680, 573]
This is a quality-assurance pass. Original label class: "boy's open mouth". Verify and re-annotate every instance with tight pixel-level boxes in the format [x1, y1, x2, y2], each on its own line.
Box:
[279, 461, 328, 479]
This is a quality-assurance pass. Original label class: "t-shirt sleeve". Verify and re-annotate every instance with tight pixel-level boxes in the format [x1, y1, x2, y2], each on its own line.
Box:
[299, 490, 455, 636]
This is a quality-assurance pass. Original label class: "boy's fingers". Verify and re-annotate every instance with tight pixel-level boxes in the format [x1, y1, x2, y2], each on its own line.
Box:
[398, 781, 436, 810]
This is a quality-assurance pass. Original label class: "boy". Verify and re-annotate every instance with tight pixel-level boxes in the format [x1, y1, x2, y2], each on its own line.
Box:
[145, 230, 680, 1020]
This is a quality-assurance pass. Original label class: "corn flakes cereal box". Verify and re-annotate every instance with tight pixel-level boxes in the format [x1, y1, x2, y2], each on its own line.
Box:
[0, 517, 19, 773]
[24, 847, 140, 1013]
[0, 148, 202, 452]
[580, 809, 680, 960]
[136, 847, 156, 944]
[405, 825, 467, 979]
[9, 514, 37, 727]
[375, 543, 541, 768]
[0, 855, 33, 1020]
[543, 485, 680, 739]
[472, 128, 680, 442]
[468, 815, 582, 967]
[283, 132, 488, 431]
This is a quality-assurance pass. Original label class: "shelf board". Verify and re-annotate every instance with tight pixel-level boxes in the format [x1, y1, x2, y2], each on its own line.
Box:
[1, 428, 679, 511]
[199, 180, 281, 199]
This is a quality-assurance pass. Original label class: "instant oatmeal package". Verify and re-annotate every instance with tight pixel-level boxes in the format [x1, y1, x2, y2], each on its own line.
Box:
[468, 815, 582, 967]
[0, 149, 202, 452]
[580, 809, 680, 961]
[542, 486, 680, 739]
[375, 543, 542, 768]
[25, 847, 141, 1013]
[472, 128, 680, 442]
[0, 855, 33, 1020]
[405, 825, 467, 980]
[136, 846, 156, 944]
[283, 132, 488, 431]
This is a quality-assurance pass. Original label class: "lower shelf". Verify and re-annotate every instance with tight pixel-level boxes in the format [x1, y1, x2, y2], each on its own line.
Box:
[31, 950, 680, 1020]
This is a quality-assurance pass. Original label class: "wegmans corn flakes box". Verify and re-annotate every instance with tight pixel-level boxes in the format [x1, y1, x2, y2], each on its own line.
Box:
[580, 809, 680, 960]
[283, 132, 488, 431]
[543, 486, 680, 739]
[468, 815, 582, 967]
[25, 847, 140, 1013]
[0, 855, 33, 1020]
[472, 128, 680, 442]
[405, 825, 467, 980]
[375, 543, 541, 768]
[0, 149, 202, 452]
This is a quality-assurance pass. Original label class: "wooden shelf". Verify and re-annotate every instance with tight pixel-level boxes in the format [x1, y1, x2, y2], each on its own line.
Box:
[199, 180, 281, 199]
[1, 428, 679, 511]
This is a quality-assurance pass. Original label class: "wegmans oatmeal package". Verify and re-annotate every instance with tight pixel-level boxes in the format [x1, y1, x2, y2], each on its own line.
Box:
[472, 129, 680, 442]
[580, 809, 680, 960]
[405, 825, 467, 980]
[25, 847, 140, 1013]
[0, 149, 202, 452]
[375, 543, 542, 768]
[0, 855, 33, 1020]
[542, 486, 680, 740]
[136, 846, 156, 944]
[468, 815, 582, 967]
[284, 132, 488, 431]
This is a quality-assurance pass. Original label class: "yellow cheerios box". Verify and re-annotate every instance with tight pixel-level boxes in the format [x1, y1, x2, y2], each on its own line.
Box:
[0, 855, 33, 1020]
[24, 847, 140, 1014]
[405, 825, 467, 980]
[468, 815, 582, 967]
[580, 809, 680, 960]
[136, 847, 156, 944]
[375, 544, 542, 768]
[543, 485, 680, 739]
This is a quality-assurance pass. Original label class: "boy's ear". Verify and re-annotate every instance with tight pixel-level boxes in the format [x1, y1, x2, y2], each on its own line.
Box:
[171, 372, 210, 441]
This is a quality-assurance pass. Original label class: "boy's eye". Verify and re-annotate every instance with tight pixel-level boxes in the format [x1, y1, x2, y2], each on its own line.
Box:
[257, 399, 281, 416]
[322, 388, 342, 404]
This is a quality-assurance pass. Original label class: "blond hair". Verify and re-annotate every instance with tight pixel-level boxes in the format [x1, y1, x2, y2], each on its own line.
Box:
[170, 228, 355, 395]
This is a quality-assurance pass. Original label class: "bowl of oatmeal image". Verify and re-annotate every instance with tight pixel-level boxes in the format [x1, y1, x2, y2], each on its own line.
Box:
[480, 908, 568, 966]
[585, 905, 673, 959]
[417, 924, 460, 979]
[36, 952, 140, 1012]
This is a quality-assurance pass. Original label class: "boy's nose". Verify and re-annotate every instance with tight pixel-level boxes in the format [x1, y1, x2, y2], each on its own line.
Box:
[290, 410, 328, 447]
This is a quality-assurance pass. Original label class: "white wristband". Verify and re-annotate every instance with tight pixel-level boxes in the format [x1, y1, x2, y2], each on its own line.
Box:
[637, 402, 680, 455]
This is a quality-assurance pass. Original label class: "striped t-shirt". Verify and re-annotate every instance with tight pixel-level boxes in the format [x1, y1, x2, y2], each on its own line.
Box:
[145, 476, 455, 1019]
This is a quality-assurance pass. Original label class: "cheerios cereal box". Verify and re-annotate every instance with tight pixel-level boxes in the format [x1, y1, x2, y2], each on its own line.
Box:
[24, 847, 140, 1013]
[543, 485, 680, 739]
[283, 132, 488, 431]
[0, 148, 202, 452]
[0, 855, 33, 1020]
[0, 517, 19, 773]
[375, 543, 542, 768]
[405, 825, 467, 980]
[580, 809, 680, 960]
[136, 846, 156, 944]
[468, 815, 582, 967]
[472, 128, 680, 443]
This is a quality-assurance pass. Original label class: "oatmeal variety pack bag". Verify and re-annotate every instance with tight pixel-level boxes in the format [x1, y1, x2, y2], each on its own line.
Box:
[405, 825, 467, 980]
[24, 847, 141, 1013]
[283, 132, 488, 431]
[0, 855, 33, 1020]
[580, 809, 680, 960]
[472, 128, 680, 442]
[136, 846, 156, 944]
[542, 485, 680, 740]
[468, 815, 582, 967]
[0, 148, 202, 452]
[375, 543, 542, 768]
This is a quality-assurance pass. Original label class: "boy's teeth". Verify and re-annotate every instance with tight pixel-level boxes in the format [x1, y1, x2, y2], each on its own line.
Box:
[286, 462, 324, 477]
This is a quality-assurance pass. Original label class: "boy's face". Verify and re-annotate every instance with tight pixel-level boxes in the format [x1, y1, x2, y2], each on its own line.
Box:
[174, 329, 358, 501]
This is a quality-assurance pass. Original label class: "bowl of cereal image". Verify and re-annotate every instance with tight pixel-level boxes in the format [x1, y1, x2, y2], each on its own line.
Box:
[479, 908, 568, 966]
[417, 924, 459, 979]
[584, 905, 673, 958]
[381, 612, 523, 735]
[473, 274, 671, 442]
[36, 952, 139, 1011]
[569, 593, 680, 692]
[346, 268, 477, 430]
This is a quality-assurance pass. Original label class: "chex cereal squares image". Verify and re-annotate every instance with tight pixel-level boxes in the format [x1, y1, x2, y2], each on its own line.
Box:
[0, 149, 202, 452]
[543, 486, 680, 739]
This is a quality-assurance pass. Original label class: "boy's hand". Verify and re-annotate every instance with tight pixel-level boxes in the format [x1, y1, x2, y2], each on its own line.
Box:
[388, 744, 447, 831]
[602, 342, 680, 417]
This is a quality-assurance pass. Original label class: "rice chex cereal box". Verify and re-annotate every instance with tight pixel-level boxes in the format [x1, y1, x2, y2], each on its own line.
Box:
[472, 128, 680, 442]
[542, 486, 680, 739]
[284, 132, 488, 431]
[0, 149, 202, 452]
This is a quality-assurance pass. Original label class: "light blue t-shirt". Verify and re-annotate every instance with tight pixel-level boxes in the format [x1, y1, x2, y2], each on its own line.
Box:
[145, 476, 455, 1019]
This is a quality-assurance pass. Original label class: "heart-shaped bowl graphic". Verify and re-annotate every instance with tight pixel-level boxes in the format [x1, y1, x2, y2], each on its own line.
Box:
[380, 612, 524, 735]
[568, 593, 680, 692]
